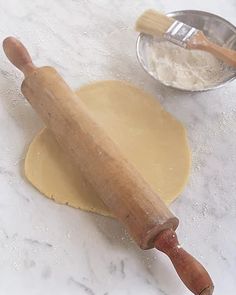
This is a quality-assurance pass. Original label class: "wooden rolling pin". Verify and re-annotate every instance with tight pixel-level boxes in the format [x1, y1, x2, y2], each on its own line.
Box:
[3, 37, 213, 295]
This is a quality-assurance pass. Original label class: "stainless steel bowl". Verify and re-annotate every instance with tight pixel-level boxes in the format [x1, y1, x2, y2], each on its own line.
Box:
[137, 10, 236, 91]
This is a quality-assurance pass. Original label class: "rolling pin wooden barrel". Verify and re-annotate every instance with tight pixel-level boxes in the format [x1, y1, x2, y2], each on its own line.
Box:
[3, 37, 214, 295]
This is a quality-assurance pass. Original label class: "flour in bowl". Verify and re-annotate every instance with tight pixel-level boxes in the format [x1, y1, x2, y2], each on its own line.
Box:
[147, 40, 234, 90]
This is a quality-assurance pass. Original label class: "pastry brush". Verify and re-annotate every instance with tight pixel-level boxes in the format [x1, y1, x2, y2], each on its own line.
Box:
[136, 9, 236, 68]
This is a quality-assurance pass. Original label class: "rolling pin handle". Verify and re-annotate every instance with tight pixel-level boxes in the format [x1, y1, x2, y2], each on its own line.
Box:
[155, 229, 214, 295]
[3, 37, 37, 76]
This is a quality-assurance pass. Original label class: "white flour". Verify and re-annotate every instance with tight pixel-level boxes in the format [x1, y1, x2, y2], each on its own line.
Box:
[147, 40, 234, 90]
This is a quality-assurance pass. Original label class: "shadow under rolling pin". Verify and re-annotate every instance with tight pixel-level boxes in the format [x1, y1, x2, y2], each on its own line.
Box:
[3, 37, 214, 295]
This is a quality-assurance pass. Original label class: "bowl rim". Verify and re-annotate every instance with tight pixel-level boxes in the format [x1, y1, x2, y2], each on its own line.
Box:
[136, 9, 236, 92]
[166, 9, 236, 32]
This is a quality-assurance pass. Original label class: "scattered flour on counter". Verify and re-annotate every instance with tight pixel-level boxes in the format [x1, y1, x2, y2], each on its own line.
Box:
[147, 41, 235, 90]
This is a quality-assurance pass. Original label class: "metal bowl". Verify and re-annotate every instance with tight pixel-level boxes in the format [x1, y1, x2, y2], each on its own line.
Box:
[137, 10, 236, 91]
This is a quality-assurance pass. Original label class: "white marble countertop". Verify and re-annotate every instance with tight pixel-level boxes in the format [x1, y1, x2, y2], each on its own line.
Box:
[0, 0, 235, 294]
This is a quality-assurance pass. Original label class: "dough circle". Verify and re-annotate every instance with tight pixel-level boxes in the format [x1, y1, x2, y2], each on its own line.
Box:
[25, 81, 191, 217]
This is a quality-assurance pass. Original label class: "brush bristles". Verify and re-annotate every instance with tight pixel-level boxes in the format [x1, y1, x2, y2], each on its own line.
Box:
[136, 9, 175, 37]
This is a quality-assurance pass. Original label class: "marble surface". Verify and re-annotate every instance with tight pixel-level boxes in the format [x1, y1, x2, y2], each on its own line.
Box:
[0, 0, 236, 294]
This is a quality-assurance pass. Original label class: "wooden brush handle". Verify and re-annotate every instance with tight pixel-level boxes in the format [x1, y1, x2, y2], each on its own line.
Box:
[189, 31, 236, 68]
[155, 229, 214, 295]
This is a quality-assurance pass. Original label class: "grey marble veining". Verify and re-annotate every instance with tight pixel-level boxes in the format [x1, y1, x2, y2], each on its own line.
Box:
[0, 0, 235, 294]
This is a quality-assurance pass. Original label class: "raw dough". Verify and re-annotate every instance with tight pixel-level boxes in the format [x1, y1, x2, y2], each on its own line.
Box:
[25, 81, 191, 217]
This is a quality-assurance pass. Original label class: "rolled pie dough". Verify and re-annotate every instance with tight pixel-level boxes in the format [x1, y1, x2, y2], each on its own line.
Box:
[25, 81, 191, 217]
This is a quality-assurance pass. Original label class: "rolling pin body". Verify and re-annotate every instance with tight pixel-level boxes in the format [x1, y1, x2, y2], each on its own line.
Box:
[22, 66, 178, 249]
